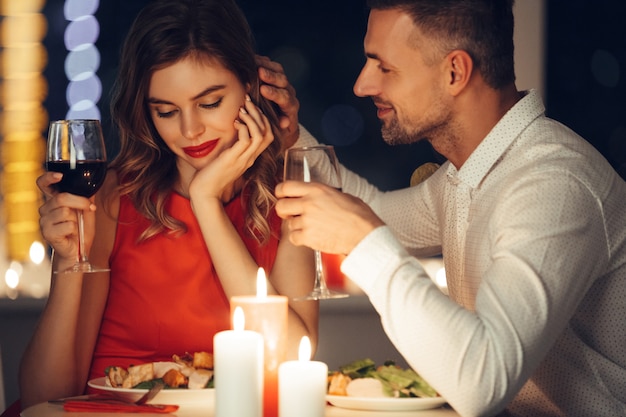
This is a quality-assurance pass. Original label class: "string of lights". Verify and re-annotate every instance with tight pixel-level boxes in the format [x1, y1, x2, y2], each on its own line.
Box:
[0, 0, 47, 266]
[63, 0, 101, 119]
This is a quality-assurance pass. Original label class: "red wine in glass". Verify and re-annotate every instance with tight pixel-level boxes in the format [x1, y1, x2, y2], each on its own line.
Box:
[46, 160, 107, 198]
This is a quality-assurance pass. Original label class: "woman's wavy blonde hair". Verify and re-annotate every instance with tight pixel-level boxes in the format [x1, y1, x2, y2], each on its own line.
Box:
[108, 0, 283, 245]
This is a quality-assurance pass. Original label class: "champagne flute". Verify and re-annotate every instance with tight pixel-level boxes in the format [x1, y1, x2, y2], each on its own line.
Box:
[46, 119, 109, 274]
[284, 145, 349, 300]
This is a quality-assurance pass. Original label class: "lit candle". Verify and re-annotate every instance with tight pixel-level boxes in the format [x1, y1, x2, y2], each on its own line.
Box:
[214, 307, 264, 417]
[231, 268, 288, 417]
[279, 336, 328, 417]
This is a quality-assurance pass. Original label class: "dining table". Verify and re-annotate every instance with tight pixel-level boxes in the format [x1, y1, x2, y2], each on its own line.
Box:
[21, 399, 460, 417]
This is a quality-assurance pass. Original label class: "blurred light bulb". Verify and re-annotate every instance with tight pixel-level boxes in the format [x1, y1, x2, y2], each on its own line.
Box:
[5, 267, 20, 289]
[9, 260, 23, 276]
[29, 241, 46, 264]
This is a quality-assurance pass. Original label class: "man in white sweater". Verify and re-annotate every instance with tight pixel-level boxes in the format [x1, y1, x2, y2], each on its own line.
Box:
[274, 1, 626, 416]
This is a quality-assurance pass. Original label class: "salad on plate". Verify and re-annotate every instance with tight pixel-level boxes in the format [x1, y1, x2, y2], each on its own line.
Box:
[326, 358, 446, 411]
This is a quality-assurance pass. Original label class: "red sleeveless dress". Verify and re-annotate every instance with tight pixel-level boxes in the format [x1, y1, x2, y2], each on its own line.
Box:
[88, 192, 280, 381]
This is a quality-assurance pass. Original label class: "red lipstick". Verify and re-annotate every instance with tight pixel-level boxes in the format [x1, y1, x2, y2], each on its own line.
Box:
[183, 139, 219, 158]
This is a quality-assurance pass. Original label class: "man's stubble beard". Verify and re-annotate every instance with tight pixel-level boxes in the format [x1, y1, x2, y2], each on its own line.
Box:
[381, 117, 420, 145]
[380, 105, 452, 147]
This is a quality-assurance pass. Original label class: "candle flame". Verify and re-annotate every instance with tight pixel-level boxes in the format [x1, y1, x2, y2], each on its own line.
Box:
[298, 336, 312, 361]
[233, 306, 245, 331]
[256, 267, 267, 298]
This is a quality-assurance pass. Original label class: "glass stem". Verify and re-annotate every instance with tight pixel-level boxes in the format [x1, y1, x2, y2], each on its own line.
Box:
[77, 210, 89, 264]
[314, 250, 328, 292]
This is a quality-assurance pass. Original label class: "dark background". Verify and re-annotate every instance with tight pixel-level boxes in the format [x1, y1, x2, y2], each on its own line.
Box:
[544, 0, 626, 180]
[40, 0, 626, 189]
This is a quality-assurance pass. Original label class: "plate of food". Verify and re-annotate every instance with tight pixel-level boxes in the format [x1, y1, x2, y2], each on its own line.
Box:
[88, 352, 214, 404]
[326, 358, 446, 411]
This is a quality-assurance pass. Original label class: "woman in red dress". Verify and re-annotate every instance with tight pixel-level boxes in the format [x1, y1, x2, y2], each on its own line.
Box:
[18, 0, 317, 409]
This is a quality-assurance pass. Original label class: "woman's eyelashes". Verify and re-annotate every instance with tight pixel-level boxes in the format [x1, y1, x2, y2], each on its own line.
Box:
[156, 109, 176, 118]
[154, 97, 224, 118]
[200, 97, 223, 109]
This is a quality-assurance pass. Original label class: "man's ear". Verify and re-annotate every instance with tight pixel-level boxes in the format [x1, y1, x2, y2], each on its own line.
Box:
[445, 50, 473, 96]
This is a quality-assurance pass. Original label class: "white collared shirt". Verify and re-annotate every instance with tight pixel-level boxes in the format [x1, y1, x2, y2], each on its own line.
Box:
[297, 90, 626, 416]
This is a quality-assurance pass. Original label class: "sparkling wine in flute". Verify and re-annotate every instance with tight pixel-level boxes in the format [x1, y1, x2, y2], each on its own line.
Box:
[284, 145, 349, 300]
[46, 119, 109, 274]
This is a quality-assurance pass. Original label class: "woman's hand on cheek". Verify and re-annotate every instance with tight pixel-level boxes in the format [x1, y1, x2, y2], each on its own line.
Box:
[234, 94, 274, 164]
[188, 96, 274, 203]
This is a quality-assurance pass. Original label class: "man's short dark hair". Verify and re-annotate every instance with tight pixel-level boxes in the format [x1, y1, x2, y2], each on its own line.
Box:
[366, 0, 516, 89]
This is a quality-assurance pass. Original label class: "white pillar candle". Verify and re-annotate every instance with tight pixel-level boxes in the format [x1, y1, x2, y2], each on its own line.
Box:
[214, 307, 264, 417]
[279, 336, 328, 417]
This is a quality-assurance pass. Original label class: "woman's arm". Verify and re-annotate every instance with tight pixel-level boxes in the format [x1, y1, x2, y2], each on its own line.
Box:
[189, 98, 318, 356]
[268, 222, 318, 359]
[189, 97, 275, 296]
[19, 172, 118, 408]
[18, 266, 93, 408]
[192, 197, 318, 357]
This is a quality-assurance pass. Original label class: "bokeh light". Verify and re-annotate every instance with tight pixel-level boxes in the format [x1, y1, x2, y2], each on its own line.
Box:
[321, 104, 364, 146]
[591, 49, 620, 88]
[64, 0, 101, 120]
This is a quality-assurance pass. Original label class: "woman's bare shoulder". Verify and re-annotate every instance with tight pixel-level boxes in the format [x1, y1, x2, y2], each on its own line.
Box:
[98, 169, 121, 215]
[93, 170, 121, 261]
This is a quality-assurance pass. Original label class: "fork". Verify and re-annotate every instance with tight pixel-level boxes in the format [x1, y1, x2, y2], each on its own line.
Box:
[134, 382, 165, 404]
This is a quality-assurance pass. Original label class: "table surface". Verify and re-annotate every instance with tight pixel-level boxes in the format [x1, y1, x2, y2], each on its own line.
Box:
[21, 400, 460, 417]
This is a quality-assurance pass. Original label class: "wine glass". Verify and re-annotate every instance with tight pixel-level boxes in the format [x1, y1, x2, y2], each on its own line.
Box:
[46, 119, 109, 274]
[284, 145, 349, 300]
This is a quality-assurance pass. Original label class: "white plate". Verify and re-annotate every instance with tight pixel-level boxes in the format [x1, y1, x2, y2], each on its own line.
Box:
[326, 395, 446, 411]
[88, 377, 214, 404]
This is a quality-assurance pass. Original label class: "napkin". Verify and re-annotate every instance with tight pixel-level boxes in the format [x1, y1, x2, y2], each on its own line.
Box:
[63, 399, 179, 413]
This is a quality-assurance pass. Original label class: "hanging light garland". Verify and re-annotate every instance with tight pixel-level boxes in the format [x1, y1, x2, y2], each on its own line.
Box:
[64, 0, 101, 120]
[0, 0, 47, 264]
